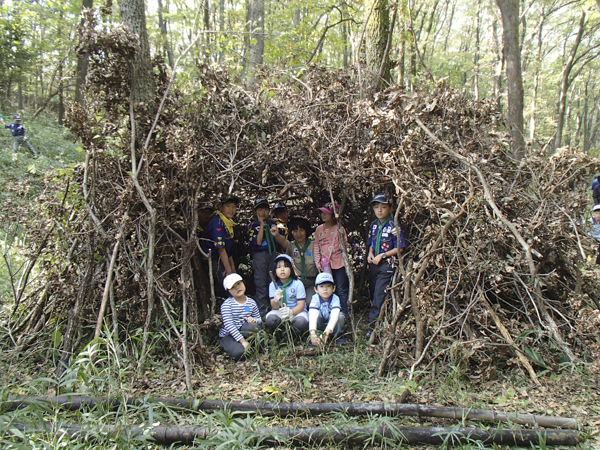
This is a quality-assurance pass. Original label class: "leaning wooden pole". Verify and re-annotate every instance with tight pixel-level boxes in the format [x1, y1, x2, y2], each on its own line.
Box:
[2, 397, 580, 430]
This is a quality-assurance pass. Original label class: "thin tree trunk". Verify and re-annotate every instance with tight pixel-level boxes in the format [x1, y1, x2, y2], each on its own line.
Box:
[554, 11, 586, 150]
[75, 0, 93, 105]
[473, 0, 481, 100]
[157, 0, 174, 69]
[247, 0, 264, 88]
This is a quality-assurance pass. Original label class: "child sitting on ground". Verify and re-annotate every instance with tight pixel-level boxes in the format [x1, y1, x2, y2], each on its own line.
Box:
[265, 254, 309, 332]
[219, 273, 262, 361]
[271, 217, 318, 293]
[308, 272, 345, 346]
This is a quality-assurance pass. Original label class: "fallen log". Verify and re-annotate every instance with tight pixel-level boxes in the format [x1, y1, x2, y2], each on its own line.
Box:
[7, 421, 580, 446]
[1, 396, 580, 429]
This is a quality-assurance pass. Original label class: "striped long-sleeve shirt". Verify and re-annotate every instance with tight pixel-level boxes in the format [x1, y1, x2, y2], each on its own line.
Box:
[219, 296, 261, 342]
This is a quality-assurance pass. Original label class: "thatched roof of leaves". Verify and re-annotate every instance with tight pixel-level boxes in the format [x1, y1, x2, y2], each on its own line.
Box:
[7, 17, 600, 382]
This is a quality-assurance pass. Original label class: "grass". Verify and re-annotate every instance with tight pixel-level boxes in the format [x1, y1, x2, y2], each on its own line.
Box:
[0, 320, 596, 449]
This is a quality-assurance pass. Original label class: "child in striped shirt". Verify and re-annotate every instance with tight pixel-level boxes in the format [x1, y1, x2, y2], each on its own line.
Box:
[219, 273, 262, 361]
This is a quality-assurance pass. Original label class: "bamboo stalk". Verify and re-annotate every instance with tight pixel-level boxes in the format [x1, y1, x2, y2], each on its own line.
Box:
[1, 397, 580, 430]
[7, 422, 580, 446]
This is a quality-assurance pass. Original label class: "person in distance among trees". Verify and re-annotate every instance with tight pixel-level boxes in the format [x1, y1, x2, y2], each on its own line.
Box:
[1, 115, 37, 157]
[219, 274, 262, 361]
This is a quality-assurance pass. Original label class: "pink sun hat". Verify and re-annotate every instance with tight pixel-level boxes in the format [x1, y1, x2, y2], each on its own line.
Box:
[317, 202, 340, 214]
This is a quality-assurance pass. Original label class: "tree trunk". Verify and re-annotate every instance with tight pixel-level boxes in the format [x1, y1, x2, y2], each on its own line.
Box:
[495, 0, 525, 159]
[218, 0, 225, 63]
[473, 0, 481, 100]
[58, 64, 64, 126]
[365, 0, 391, 90]
[492, 16, 503, 114]
[554, 11, 586, 150]
[246, 0, 264, 89]
[157, 0, 174, 69]
[118, 0, 156, 105]
[341, 0, 349, 68]
[75, 0, 93, 105]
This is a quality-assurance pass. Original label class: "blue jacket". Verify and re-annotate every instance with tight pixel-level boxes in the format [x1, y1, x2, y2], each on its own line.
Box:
[6, 123, 25, 137]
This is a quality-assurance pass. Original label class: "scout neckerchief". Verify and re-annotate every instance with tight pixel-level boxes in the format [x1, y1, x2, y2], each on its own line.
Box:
[294, 240, 310, 281]
[375, 215, 393, 256]
[216, 210, 235, 237]
[277, 278, 294, 306]
[262, 218, 277, 255]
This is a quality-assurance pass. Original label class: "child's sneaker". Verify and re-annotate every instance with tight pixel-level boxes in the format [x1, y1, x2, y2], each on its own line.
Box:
[335, 337, 347, 346]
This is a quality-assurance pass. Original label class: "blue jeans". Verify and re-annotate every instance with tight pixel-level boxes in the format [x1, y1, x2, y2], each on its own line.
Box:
[331, 267, 349, 314]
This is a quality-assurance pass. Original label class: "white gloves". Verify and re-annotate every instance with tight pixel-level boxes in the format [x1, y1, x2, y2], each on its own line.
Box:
[279, 306, 292, 319]
[273, 290, 283, 304]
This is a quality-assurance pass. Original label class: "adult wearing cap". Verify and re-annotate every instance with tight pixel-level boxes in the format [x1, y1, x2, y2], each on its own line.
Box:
[272, 202, 290, 240]
[248, 197, 280, 315]
[1, 114, 37, 157]
[366, 193, 406, 335]
[201, 194, 239, 295]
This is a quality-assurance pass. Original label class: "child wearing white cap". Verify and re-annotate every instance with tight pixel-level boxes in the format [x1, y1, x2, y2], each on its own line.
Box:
[219, 273, 262, 361]
[308, 272, 345, 346]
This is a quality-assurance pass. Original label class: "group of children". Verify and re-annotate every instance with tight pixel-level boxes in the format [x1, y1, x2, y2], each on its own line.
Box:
[201, 193, 406, 361]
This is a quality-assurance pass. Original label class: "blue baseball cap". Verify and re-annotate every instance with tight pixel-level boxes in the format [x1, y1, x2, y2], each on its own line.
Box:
[315, 272, 334, 286]
[370, 193, 391, 205]
[13, 115, 20, 120]
[274, 253, 294, 267]
[253, 197, 269, 209]
[273, 202, 287, 211]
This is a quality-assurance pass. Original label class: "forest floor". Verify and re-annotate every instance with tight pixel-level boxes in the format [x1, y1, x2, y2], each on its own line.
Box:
[0, 321, 599, 449]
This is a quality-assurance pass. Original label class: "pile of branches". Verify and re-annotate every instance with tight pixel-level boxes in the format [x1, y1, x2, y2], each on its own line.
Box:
[3, 16, 600, 386]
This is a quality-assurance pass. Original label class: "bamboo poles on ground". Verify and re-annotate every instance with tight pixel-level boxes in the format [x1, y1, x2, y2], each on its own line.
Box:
[7, 422, 580, 446]
[1, 396, 580, 430]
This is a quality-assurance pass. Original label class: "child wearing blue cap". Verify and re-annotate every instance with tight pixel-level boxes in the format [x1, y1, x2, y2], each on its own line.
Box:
[219, 273, 262, 361]
[248, 197, 280, 315]
[308, 272, 345, 346]
[265, 254, 309, 332]
[1, 115, 37, 157]
[366, 193, 406, 335]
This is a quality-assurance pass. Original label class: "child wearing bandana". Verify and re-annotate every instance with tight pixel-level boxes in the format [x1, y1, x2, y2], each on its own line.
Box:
[366, 194, 406, 335]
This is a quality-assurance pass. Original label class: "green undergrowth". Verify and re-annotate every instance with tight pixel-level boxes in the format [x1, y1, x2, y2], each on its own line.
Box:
[0, 321, 597, 449]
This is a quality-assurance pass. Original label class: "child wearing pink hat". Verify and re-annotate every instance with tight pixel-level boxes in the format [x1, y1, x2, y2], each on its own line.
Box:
[313, 201, 349, 314]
